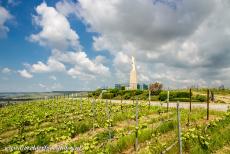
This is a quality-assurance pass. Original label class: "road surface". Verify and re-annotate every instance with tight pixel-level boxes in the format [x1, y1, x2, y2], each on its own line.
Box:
[107, 99, 230, 112]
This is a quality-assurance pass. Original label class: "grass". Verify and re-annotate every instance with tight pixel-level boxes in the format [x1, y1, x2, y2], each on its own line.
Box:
[0, 98, 228, 154]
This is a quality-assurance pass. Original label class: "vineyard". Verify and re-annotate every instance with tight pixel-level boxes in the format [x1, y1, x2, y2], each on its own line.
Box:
[0, 97, 230, 154]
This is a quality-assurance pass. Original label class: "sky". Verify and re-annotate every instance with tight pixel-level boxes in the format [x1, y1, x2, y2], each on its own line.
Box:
[0, 0, 230, 92]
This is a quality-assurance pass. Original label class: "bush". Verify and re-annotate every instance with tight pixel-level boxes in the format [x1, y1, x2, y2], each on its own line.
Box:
[151, 96, 159, 101]
[102, 93, 115, 99]
[194, 95, 206, 102]
[159, 91, 191, 101]
[92, 89, 102, 97]
[123, 92, 132, 99]
[176, 91, 190, 98]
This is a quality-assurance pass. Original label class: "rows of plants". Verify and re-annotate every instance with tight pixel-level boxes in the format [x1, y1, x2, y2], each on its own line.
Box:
[137, 109, 230, 154]
[50, 107, 224, 153]
[0, 98, 228, 154]
[0, 98, 165, 153]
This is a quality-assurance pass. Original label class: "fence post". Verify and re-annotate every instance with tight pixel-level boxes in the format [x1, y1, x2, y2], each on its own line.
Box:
[80, 95, 82, 113]
[135, 97, 139, 152]
[148, 90, 151, 109]
[133, 90, 135, 105]
[187, 88, 192, 126]
[92, 99, 95, 132]
[121, 94, 123, 111]
[177, 102, 182, 154]
[189, 88, 192, 112]
[207, 89, 210, 120]
[167, 90, 169, 112]
[106, 99, 111, 140]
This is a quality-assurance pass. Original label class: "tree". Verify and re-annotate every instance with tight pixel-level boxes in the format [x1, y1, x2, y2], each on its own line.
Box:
[149, 82, 163, 95]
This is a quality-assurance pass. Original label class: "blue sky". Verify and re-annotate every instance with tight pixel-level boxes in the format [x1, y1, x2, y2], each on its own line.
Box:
[0, 0, 230, 92]
[0, 0, 113, 92]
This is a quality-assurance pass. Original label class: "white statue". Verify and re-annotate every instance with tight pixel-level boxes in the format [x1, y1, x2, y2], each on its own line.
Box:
[131, 56, 136, 71]
[130, 56, 137, 90]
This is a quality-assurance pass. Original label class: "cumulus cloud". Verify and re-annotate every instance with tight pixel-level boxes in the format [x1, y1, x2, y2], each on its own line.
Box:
[18, 69, 33, 78]
[70, 0, 230, 88]
[51, 49, 110, 78]
[29, 2, 80, 50]
[30, 58, 66, 73]
[49, 75, 57, 80]
[56, 0, 78, 17]
[1, 67, 11, 74]
[0, 6, 12, 38]
[25, 2, 110, 82]
[24, 0, 230, 88]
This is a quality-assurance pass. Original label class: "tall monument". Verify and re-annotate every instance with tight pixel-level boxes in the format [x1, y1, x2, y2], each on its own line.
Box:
[129, 56, 137, 90]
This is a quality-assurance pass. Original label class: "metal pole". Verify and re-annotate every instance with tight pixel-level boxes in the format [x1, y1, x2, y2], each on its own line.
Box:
[92, 99, 95, 132]
[106, 99, 111, 139]
[121, 93, 123, 111]
[177, 102, 182, 154]
[207, 89, 210, 120]
[189, 88, 192, 112]
[133, 90, 135, 105]
[148, 90, 151, 109]
[80, 95, 82, 113]
[167, 90, 169, 112]
[135, 97, 139, 151]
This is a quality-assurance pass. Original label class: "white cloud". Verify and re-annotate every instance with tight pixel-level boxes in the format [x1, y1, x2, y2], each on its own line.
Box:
[72, 0, 230, 87]
[56, 0, 78, 17]
[38, 82, 62, 91]
[0, 6, 12, 38]
[1, 67, 11, 74]
[38, 83, 46, 88]
[25, 0, 230, 88]
[25, 2, 110, 82]
[18, 69, 33, 78]
[49, 75, 57, 80]
[52, 49, 110, 78]
[29, 2, 80, 50]
[30, 58, 66, 73]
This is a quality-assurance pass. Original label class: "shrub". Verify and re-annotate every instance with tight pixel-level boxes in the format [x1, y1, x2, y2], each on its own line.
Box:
[176, 91, 190, 98]
[102, 93, 115, 99]
[194, 95, 206, 102]
[159, 91, 191, 101]
[134, 90, 143, 95]
[151, 96, 159, 101]
[92, 89, 102, 97]
[123, 92, 132, 99]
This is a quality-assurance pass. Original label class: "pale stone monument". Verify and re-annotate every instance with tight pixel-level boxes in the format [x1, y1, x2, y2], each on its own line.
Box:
[129, 56, 137, 90]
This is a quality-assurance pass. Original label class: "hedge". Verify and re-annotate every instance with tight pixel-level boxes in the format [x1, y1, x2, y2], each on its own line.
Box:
[159, 91, 191, 101]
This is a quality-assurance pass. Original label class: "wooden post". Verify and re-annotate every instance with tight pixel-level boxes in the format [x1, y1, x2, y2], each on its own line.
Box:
[135, 97, 139, 151]
[177, 102, 182, 154]
[207, 89, 210, 120]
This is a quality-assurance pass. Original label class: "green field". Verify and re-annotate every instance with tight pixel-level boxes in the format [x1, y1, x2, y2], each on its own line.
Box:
[0, 98, 229, 154]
